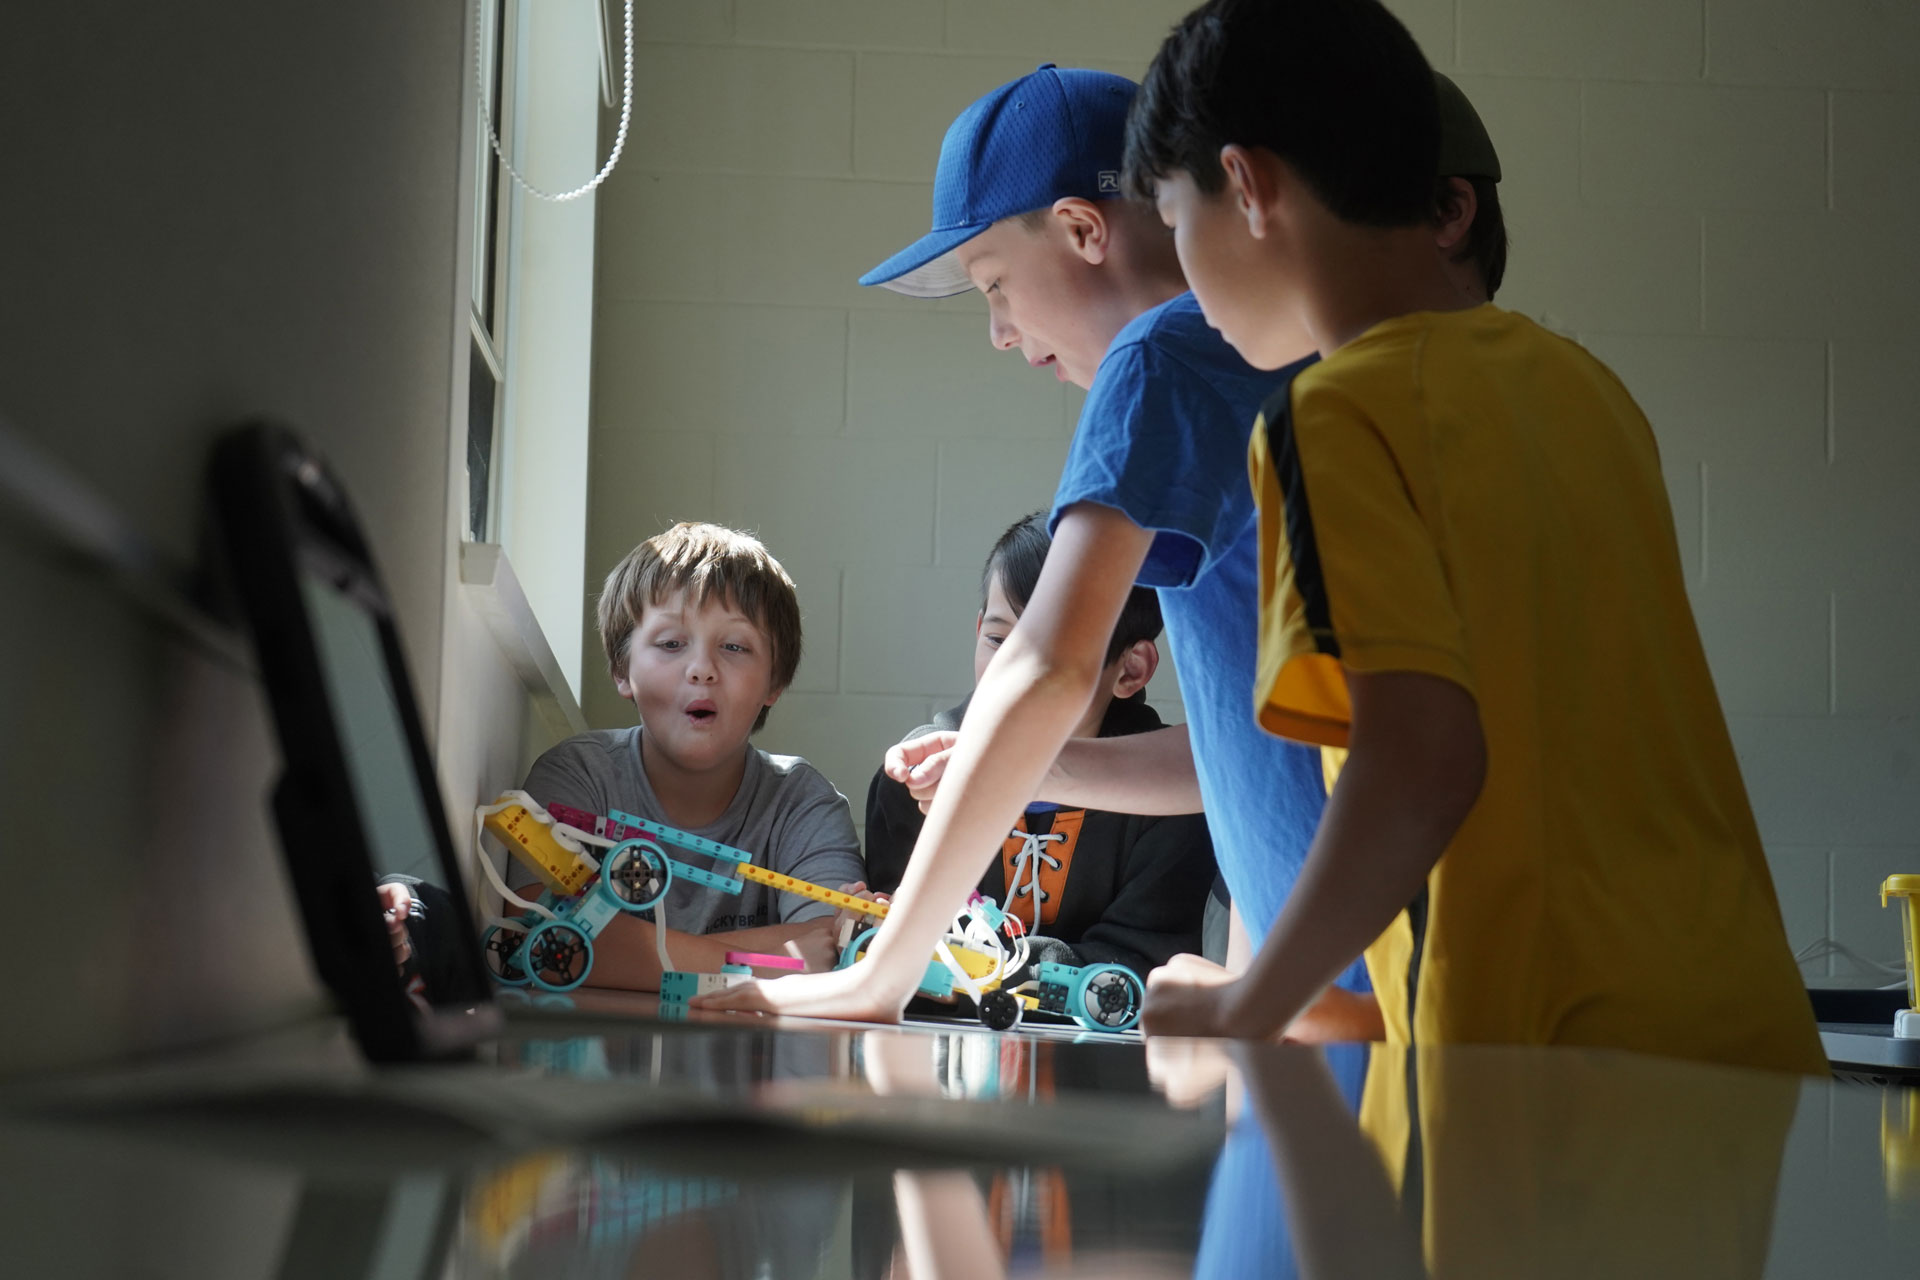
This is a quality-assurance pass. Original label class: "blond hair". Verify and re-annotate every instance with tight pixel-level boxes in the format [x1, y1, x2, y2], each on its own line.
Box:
[597, 522, 803, 731]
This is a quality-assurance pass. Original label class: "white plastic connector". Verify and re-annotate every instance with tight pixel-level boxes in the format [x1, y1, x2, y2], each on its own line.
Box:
[1895, 1009, 1920, 1039]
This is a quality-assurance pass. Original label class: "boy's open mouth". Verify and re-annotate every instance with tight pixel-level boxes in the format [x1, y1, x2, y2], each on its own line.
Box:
[685, 701, 718, 722]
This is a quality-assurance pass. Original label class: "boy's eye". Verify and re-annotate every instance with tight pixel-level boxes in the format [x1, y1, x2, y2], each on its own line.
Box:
[655, 638, 683, 650]
[984, 634, 1006, 648]
[722, 642, 750, 653]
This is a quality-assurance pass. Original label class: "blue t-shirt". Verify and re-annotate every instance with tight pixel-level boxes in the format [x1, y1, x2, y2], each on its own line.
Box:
[1050, 292, 1367, 994]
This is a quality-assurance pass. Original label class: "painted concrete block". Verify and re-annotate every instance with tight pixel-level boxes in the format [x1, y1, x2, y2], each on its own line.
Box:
[1704, 212, 1920, 340]
[935, 436, 1071, 569]
[736, 0, 944, 49]
[1581, 82, 1825, 211]
[941, 0, 1196, 62]
[1495, 201, 1701, 334]
[1459, 0, 1703, 79]
[1831, 848, 1920, 967]
[854, 53, 1042, 179]
[1834, 591, 1920, 719]
[633, 0, 731, 43]
[849, 310, 1070, 438]
[1831, 340, 1920, 474]
[599, 172, 934, 310]
[1729, 715, 1920, 847]
[1832, 92, 1920, 215]
[595, 301, 849, 436]
[1689, 588, 1830, 717]
[1708, 0, 1920, 90]
[759, 692, 941, 809]
[1447, 75, 1581, 208]
[781, 556, 843, 695]
[841, 563, 982, 694]
[629, 45, 854, 176]
[711, 434, 936, 566]
[1764, 846, 1831, 969]
[1581, 334, 1825, 472]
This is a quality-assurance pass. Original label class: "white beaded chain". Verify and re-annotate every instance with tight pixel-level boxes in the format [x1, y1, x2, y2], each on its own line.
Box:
[477, 0, 635, 203]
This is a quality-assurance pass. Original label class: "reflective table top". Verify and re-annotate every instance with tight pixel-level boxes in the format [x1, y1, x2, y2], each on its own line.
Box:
[5, 998, 1918, 1278]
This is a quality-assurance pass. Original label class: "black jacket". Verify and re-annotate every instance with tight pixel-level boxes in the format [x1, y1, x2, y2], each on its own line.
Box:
[862, 694, 1216, 975]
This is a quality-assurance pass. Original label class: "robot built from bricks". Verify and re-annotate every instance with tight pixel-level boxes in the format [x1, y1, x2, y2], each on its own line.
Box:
[475, 792, 1144, 1033]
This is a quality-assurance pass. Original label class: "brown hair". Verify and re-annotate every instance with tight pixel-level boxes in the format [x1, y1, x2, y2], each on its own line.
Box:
[597, 522, 803, 731]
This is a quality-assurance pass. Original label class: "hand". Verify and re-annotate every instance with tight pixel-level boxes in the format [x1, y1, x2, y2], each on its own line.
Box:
[1141, 952, 1244, 1039]
[833, 881, 889, 938]
[691, 963, 912, 1024]
[783, 915, 843, 975]
[885, 731, 959, 813]
[376, 882, 415, 971]
[1145, 1034, 1235, 1108]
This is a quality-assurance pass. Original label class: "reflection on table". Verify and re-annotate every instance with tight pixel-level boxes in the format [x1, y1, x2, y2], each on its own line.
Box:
[5, 1015, 1920, 1279]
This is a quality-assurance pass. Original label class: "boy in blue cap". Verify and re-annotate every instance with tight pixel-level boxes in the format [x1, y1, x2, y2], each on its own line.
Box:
[700, 63, 1499, 1035]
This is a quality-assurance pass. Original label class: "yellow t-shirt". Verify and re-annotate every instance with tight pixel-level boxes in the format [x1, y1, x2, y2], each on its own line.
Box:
[1250, 305, 1825, 1076]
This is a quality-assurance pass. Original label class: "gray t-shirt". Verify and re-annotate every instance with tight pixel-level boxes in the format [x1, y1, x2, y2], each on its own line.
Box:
[519, 727, 862, 934]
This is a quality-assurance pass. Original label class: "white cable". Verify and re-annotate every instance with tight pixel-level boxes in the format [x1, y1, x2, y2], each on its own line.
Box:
[473, 808, 556, 921]
[477, 0, 635, 203]
[1795, 936, 1908, 976]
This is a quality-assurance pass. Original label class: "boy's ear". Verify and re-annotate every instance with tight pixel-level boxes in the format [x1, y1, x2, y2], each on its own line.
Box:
[1219, 144, 1285, 240]
[1051, 197, 1111, 265]
[1434, 176, 1478, 253]
[1110, 639, 1159, 699]
[613, 668, 634, 700]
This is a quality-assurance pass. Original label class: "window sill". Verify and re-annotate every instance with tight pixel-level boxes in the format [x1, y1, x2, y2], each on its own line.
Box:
[458, 542, 587, 737]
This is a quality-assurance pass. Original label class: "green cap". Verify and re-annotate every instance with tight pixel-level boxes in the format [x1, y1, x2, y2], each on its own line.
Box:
[1434, 73, 1501, 183]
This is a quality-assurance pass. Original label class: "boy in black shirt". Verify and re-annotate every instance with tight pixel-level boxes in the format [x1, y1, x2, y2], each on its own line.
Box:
[864, 514, 1216, 976]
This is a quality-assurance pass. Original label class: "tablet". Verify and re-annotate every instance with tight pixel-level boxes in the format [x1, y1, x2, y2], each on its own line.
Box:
[210, 423, 499, 1060]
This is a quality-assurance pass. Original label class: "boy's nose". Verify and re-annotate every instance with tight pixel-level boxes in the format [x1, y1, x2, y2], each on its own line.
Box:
[988, 313, 1019, 351]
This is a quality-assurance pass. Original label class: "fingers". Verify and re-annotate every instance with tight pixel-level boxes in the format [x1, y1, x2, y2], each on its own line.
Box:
[885, 731, 960, 783]
[691, 978, 774, 1014]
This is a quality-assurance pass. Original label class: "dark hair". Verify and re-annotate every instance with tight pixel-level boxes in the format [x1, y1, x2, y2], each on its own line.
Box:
[1435, 175, 1508, 299]
[983, 513, 1161, 667]
[1124, 0, 1438, 229]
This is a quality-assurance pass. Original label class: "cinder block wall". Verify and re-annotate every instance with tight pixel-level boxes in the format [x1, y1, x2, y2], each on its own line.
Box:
[587, 0, 1920, 968]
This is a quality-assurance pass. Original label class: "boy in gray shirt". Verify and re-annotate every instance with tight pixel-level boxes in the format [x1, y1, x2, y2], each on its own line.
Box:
[514, 522, 862, 990]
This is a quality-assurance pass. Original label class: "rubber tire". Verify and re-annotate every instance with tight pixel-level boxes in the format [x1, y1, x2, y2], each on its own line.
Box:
[979, 988, 1024, 1032]
[523, 918, 594, 993]
[603, 837, 672, 912]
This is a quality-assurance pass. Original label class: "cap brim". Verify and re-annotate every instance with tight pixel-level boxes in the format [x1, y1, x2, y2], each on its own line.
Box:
[859, 224, 987, 298]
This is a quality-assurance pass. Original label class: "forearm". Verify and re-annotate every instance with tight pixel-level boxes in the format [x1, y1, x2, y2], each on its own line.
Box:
[865, 645, 1102, 995]
[1229, 673, 1483, 1040]
[1043, 724, 1203, 814]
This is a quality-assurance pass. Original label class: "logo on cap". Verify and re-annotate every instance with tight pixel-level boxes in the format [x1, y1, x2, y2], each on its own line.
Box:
[1097, 170, 1120, 193]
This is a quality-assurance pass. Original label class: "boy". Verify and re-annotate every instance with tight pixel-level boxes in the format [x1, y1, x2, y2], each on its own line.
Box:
[511, 521, 863, 991]
[864, 513, 1215, 976]
[1125, 0, 1823, 1074]
[699, 65, 1502, 1038]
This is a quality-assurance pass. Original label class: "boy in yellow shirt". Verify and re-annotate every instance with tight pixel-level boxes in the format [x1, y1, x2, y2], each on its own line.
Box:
[1123, 0, 1823, 1074]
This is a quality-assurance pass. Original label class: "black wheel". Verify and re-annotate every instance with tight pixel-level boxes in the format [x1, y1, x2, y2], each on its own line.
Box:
[603, 838, 671, 911]
[979, 988, 1023, 1032]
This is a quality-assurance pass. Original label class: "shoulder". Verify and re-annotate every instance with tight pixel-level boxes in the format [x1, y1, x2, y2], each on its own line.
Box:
[751, 747, 846, 806]
[528, 727, 636, 775]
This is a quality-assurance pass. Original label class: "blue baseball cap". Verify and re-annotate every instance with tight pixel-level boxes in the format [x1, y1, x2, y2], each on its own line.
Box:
[860, 65, 1137, 298]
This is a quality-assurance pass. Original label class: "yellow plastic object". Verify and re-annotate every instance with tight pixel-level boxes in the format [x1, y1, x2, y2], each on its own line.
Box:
[485, 802, 597, 896]
[1881, 874, 1920, 1011]
[733, 863, 889, 919]
[1886, 1089, 1920, 1207]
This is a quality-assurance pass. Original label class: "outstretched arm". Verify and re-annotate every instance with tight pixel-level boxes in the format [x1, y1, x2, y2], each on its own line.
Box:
[696, 504, 1156, 1022]
[1143, 669, 1484, 1039]
[889, 723, 1204, 816]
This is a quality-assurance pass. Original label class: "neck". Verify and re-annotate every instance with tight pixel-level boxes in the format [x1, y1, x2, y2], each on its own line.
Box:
[1073, 690, 1116, 739]
[1299, 221, 1480, 353]
[1096, 240, 1189, 347]
[639, 729, 748, 829]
